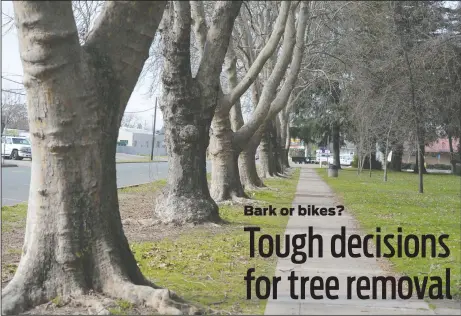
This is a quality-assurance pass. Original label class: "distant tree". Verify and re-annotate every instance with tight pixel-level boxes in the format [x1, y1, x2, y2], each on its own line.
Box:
[1, 91, 28, 134]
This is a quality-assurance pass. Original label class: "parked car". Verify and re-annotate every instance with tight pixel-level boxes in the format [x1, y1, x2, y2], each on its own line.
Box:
[1, 136, 32, 160]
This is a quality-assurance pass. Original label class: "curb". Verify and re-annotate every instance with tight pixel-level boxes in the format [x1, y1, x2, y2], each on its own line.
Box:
[117, 181, 154, 189]
[3, 181, 156, 208]
[1, 164, 18, 168]
[116, 160, 168, 164]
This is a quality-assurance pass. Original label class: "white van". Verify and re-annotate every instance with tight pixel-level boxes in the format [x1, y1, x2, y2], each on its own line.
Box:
[1, 136, 32, 160]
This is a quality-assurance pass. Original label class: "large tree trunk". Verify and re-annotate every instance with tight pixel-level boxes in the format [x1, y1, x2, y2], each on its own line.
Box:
[239, 137, 264, 189]
[156, 95, 219, 224]
[209, 112, 247, 201]
[259, 123, 276, 178]
[274, 116, 284, 174]
[280, 114, 290, 169]
[332, 121, 341, 169]
[154, 1, 242, 224]
[2, 2, 195, 315]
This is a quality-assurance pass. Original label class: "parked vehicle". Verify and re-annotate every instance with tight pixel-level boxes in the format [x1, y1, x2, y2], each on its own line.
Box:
[1, 136, 32, 160]
[340, 155, 353, 166]
[290, 148, 307, 164]
[316, 153, 333, 164]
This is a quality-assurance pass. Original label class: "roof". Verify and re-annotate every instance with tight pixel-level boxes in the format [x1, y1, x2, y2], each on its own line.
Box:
[425, 138, 459, 153]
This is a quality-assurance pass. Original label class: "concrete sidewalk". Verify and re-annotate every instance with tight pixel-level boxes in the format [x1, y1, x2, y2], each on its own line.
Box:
[265, 165, 460, 315]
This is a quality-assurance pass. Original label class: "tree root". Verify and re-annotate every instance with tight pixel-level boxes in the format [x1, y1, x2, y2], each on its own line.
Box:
[2, 277, 201, 315]
[105, 279, 201, 315]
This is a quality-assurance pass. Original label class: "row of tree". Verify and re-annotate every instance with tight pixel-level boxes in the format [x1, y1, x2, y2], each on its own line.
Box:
[289, 1, 460, 188]
[2, 1, 459, 314]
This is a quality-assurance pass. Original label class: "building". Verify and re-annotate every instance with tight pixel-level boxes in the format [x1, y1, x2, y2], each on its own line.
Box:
[401, 138, 459, 165]
[2, 128, 30, 138]
[117, 127, 166, 156]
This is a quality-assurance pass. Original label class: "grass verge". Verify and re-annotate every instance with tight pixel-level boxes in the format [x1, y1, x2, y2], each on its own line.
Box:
[2, 203, 27, 232]
[316, 167, 461, 299]
[132, 169, 300, 314]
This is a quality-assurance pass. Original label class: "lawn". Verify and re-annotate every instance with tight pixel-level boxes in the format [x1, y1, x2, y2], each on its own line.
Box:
[316, 168, 461, 299]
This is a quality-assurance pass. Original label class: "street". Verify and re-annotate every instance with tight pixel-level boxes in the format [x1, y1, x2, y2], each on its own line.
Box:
[1, 160, 212, 207]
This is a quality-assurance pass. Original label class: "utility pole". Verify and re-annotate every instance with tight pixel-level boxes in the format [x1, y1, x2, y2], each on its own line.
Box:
[150, 97, 158, 161]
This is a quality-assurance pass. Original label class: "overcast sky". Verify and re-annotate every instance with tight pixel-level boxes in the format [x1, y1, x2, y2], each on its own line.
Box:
[1, 1, 164, 131]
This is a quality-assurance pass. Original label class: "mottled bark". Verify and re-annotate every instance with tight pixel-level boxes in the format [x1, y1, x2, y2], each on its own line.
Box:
[155, 1, 242, 224]
[2, 2, 197, 315]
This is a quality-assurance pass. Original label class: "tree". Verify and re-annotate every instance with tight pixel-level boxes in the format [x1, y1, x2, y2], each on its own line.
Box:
[1, 91, 28, 134]
[120, 113, 140, 129]
[2, 2, 197, 314]
[153, 1, 242, 224]
[237, 2, 310, 188]
[208, 1, 291, 201]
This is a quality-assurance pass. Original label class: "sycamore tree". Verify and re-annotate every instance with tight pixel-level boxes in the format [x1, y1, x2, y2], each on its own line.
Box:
[2, 2, 198, 314]
[153, 1, 242, 224]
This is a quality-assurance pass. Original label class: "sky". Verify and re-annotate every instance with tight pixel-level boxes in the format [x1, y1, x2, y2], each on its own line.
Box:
[1, 1, 164, 131]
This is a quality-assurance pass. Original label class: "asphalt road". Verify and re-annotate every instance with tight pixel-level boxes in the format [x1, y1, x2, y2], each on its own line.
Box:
[2, 161, 212, 207]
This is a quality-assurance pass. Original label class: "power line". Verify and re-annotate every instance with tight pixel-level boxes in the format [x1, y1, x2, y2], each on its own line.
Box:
[2, 76, 24, 85]
[2, 89, 25, 96]
[124, 105, 157, 113]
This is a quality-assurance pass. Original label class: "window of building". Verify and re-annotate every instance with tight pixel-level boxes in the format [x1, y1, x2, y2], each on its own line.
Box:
[146, 141, 149, 147]
[133, 140, 137, 147]
[156, 141, 160, 148]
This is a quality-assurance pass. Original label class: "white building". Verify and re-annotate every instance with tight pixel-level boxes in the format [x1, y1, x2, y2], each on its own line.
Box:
[117, 127, 166, 156]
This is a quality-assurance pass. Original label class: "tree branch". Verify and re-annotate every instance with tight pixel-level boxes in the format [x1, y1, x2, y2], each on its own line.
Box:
[234, 3, 298, 145]
[268, 1, 310, 118]
[85, 1, 166, 105]
[195, 1, 242, 88]
[12, 2, 81, 81]
[226, 1, 291, 108]
[160, 1, 193, 88]
[190, 1, 208, 57]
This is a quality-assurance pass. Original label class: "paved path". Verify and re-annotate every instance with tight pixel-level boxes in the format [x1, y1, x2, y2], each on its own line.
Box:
[265, 165, 460, 315]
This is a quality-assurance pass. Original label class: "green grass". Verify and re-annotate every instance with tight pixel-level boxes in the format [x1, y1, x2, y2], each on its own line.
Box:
[118, 179, 167, 194]
[132, 169, 300, 314]
[316, 168, 461, 299]
[1, 203, 27, 232]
